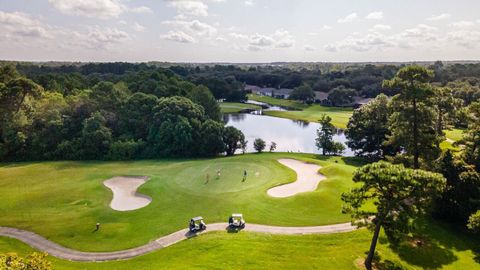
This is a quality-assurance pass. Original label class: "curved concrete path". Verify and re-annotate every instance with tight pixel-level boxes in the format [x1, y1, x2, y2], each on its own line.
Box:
[267, 159, 326, 198]
[0, 222, 356, 262]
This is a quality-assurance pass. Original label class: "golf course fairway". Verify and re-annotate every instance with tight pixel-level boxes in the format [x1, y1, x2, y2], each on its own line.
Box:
[0, 153, 362, 252]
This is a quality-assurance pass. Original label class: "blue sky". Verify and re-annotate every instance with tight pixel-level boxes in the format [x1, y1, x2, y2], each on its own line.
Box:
[1, 0, 480, 62]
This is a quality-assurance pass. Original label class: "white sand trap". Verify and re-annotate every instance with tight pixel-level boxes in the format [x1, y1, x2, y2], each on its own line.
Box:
[267, 159, 326, 198]
[104, 176, 151, 211]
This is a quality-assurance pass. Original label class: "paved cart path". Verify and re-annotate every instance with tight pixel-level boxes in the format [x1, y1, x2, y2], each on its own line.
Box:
[0, 222, 356, 262]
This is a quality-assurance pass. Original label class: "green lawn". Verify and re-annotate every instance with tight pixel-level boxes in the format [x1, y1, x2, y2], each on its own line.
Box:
[0, 153, 362, 252]
[220, 102, 261, 113]
[248, 94, 353, 129]
[1, 219, 478, 269]
[445, 129, 465, 142]
[247, 94, 308, 110]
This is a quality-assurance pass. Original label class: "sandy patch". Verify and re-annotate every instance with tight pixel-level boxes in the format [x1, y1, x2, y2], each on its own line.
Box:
[104, 176, 151, 211]
[267, 159, 325, 198]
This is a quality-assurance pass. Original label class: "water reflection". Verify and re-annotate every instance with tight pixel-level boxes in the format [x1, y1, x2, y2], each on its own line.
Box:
[224, 113, 353, 156]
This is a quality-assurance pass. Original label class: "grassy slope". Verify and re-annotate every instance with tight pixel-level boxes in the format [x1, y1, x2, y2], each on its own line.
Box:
[0, 153, 361, 251]
[248, 94, 353, 129]
[220, 102, 261, 113]
[441, 129, 466, 151]
[1, 219, 478, 270]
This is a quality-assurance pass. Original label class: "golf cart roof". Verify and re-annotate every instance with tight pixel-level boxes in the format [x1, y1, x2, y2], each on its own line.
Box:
[192, 216, 203, 221]
[231, 213, 243, 218]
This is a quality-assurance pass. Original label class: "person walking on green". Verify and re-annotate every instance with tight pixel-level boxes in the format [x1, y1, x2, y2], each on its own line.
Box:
[242, 170, 247, 182]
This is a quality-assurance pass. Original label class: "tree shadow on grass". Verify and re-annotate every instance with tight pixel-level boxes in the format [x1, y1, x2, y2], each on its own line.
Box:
[389, 235, 457, 269]
[388, 218, 480, 269]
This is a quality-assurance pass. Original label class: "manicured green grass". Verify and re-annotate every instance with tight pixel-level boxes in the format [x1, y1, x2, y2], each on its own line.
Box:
[0, 153, 362, 252]
[248, 94, 353, 128]
[440, 129, 466, 152]
[1, 219, 478, 269]
[264, 105, 353, 129]
[220, 102, 261, 113]
[445, 129, 465, 142]
[248, 94, 308, 110]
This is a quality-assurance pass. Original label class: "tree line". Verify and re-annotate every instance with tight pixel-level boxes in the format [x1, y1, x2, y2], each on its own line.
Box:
[0, 65, 247, 161]
[338, 65, 480, 269]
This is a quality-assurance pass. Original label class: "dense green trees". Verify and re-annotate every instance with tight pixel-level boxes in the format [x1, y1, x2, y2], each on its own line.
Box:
[253, 138, 266, 153]
[327, 86, 356, 106]
[345, 94, 392, 159]
[384, 66, 441, 169]
[316, 114, 345, 155]
[468, 211, 480, 233]
[342, 162, 446, 270]
[289, 85, 315, 102]
[0, 65, 244, 161]
[223, 126, 245, 156]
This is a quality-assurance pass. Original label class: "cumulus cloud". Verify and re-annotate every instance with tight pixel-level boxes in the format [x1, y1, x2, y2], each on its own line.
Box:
[130, 6, 153, 14]
[272, 29, 295, 48]
[338, 13, 357, 23]
[450, 20, 475, 28]
[304, 44, 315, 51]
[447, 30, 480, 48]
[132, 22, 145, 32]
[245, 0, 254, 7]
[366, 11, 383, 20]
[372, 24, 391, 31]
[80, 26, 130, 48]
[48, 0, 126, 19]
[242, 29, 295, 51]
[326, 24, 441, 53]
[167, 0, 209, 17]
[427, 13, 451, 21]
[161, 30, 196, 43]
[0, 11, 53, 40]
[249, 33, 275, 47]
[162, 19, 217, 36]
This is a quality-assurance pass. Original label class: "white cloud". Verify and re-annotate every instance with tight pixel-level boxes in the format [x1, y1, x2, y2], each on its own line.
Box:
[324, 44, 337, 52]
[229, 32, 249, 39]
[48, 0, 126, 19]
[132, 22, 145, 32]
[162, 19, 217, 36]
[447, 29, 480, 48]
[273, 29, 295, 48]
[338, 13, 357, 23]
[372, 24, 391, 31]
[82, 26, 130, 48]
[0, 11, 53, 40]
[366, 11, 383, 20]
[161, 30, 196, 43]
[249, 33, 275, 47]
[450, 20, 475, 28]
[322, 25, 332, 30]
[427, 13, 451, 21]
[167, 0, 209, 17]
[130, 6, 153, 14]
[245, 0, 254, 7]
[304, 44, 315, 51]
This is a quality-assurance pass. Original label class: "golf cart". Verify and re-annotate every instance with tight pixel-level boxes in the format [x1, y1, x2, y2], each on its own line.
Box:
[228, 213, 245, 229]
[189, 216, 206, 233]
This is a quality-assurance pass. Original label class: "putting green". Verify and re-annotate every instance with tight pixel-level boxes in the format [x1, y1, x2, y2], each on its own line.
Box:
[173, 161, 271, 195]
[0, 153, 362, 252]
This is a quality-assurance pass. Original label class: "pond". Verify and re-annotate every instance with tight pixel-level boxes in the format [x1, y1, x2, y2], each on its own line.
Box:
[224, 113, 354, 156]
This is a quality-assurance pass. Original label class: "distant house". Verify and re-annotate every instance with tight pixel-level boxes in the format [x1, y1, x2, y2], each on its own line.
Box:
[352, 97, 373, 108]
[245, 85, 293, 99]
[314, 92, 331, 105]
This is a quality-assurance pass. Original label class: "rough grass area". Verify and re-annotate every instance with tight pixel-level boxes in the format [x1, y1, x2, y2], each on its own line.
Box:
[248, 94, 353, 128]
[1, 219, 478, 269]
[220, 102, 261, 113]
[0, 153, 362, 252]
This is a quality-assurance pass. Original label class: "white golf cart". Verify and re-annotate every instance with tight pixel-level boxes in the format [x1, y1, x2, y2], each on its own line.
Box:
[189, 216, 207, 233]
[228, 213, 246, 229]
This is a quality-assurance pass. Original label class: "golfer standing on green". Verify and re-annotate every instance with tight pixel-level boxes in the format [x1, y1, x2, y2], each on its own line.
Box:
[243, 170, 247, 182]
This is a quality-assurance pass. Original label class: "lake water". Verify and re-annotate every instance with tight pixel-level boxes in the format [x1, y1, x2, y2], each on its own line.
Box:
[224, 113, 354, 156]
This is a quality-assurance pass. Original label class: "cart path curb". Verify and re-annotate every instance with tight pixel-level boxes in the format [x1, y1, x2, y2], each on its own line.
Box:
[0, 222, 356, 262]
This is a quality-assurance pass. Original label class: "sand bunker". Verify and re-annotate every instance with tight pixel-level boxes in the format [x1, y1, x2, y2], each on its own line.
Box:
[104, 176, 151, 211]
[267, 159, 326, 198]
